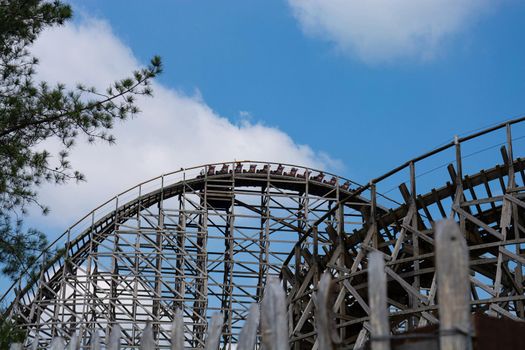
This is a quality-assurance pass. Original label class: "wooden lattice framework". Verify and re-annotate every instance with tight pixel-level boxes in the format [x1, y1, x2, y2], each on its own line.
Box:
[3, 117, 525, 349]
[285, 120, 525, 349]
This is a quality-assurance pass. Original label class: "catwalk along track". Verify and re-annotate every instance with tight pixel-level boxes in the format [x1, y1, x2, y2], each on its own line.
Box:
[4, 117, 525, 349]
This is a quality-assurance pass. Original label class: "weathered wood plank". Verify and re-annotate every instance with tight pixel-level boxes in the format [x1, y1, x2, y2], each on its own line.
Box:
[106, 325, 121, 350]
[314, 272, 337, 350]
[368, 252, 390, 350]
[140, 322, 154, 350]
[237, 304, 259, 350]
[435, 220, 472, 350]
[171, 308, 184, 350]
[261, 278, 289, 350]
[205, 312, 223, 350]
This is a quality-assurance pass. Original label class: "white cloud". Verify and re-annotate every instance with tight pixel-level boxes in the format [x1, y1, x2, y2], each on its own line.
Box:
[288, 0, 492, 63]
[29, 19, 341, 230]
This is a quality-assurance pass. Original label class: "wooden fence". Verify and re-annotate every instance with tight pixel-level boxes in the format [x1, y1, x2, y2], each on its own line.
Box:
[10, 219, 474, 350]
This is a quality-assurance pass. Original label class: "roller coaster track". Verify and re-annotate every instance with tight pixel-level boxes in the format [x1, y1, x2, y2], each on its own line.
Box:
[4, 116, 525, 349]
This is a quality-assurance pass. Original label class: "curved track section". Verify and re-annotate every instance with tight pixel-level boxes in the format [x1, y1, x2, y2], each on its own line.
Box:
[7, 162, 371, 349]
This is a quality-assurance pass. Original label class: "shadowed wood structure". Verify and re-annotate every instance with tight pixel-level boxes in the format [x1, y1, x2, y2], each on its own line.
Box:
[3, 117, 525, 349]
[284, 119, 525, 349]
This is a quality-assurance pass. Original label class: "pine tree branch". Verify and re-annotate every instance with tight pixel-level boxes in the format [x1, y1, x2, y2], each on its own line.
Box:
[0, 73, 155, 138]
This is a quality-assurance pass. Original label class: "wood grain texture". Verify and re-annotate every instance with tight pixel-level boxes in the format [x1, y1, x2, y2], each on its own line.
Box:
[435, 219, 472, 350]
[368, 251, 390, 350]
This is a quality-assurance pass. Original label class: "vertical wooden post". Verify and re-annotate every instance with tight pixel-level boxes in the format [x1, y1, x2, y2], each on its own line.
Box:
[205, 312, 224, 350]
[370, 183, 378, 249]
[140, 322, 154, 350]
[314, 272, 336, 350]
[171, 308, 184, 350]
[453, 136, 466, 234]
[261, 278, 289, 350]
[91, 331, 101, 350]
[313, 226, 319, 285]
[409, 161, 420, 329]
[50, 337, 65, 350]
[435, 219, 472, 350]
[237, 304, 259, 350]
[368, 251, 390, 350]
[454, 135, 463, 183]
[106, 324, 121, 350]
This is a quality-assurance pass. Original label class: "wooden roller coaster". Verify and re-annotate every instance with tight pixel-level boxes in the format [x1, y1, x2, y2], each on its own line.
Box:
[3, 117, 525, 349]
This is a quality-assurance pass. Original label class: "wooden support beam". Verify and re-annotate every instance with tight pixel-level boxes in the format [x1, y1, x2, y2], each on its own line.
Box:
[453, 206, 503, 240]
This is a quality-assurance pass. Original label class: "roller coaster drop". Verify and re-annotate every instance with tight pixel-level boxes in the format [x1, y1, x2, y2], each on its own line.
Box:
[4, 117, 525, 349]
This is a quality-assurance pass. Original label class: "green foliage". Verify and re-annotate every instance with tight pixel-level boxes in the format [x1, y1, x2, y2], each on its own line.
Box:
[0, 313, 25, 348]
[0, 215, 46, 280]
[0, 0, 162, 283]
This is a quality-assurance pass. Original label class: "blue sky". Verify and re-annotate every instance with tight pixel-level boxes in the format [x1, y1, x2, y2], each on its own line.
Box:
[2, 0, 525, 298]
[67, 0, 525, 180]
[19, 0, 525, 233]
